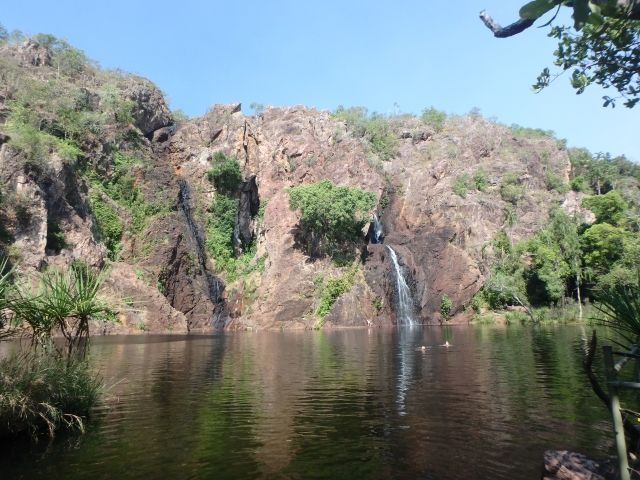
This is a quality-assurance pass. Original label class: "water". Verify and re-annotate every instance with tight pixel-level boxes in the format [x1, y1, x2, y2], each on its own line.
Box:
[372, 214, 383, 244]
[0, 325, 619, 479]
[387, 246, 415, 325]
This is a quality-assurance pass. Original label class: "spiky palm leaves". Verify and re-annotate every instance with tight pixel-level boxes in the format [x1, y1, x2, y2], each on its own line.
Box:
[594, 282, 640, 349]
[7, 262, 114, 358]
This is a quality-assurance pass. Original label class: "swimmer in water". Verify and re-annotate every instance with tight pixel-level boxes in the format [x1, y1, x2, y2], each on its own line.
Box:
[441, 341, 451, 347]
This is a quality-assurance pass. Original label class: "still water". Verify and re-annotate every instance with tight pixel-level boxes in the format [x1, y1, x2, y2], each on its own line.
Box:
[0, 325, 618, 479]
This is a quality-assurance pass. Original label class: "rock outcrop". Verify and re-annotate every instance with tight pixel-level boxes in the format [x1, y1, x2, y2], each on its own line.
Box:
[541, 450, 617, 480]
[0, 40, 575, 332]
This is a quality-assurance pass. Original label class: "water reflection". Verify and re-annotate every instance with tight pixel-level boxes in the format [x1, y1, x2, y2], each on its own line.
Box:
[0, 325, 617, 480]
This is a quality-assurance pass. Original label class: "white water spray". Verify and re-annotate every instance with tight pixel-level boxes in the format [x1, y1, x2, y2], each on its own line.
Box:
[386, 246, 415, 326]
[372, 214, 383, 244]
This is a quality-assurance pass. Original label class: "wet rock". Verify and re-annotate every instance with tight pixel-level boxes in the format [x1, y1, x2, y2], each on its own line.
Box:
[541, 450, 617, 480]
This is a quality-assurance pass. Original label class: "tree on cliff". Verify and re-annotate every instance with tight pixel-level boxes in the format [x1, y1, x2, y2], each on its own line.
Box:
[286, 180, 376, 259]
[480, 1, 640, 107]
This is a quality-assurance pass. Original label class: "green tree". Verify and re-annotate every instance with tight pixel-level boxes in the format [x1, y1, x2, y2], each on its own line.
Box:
[586, 153, 619, 194]
[473, 167, 489, 192]
[207, 152, 243, 193]
[249, 102, 265, 115]
[582, 189, 628, 224]
[286, 180, 376, 257]
[421, 107, 447, 132]
[364, 118, 397, 160]
[33, 33, 91, 77]
[331, 106, 398, 160]
[452, 173, 470, 197]
[440, 294, 452, 319]
[480, 1, 640, 107]
[582, 223, 626, 273]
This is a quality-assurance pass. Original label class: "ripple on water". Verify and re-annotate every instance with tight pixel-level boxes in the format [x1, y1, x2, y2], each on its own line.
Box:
[0, 326, 618, 480]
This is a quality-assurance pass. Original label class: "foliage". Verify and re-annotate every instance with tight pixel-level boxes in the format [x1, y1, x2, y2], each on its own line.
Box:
[206, 194, 238, 271]
[594, 281, 640, 347]
[421, 107, 447, 132]
[473, 168, 489, 192]
[440, 294, 452, 319]
[99, 84, 135, 125]
[364, 118, 398, 160]
[582, 189, 628, 224]
[286, 180, 376, 258]
[571, 175, 585, 191]
[453, 168, 488, 198]
[471, 291, 485, 314]
[90, 193, 123, 259]
[6, 123, 56, 169]
[452, 173, 470, 197]
[33, 33, 92, 78]
[331, 106, 398, 160]
[533, 18, 640, 108]
[11, 264, 115, 358]
[172, 108, 189, 120]
[497, 0, 640, 107]
[582, 223, 626, 273]
[504, 204, 518, 233]
[371, 295, 383, 311]
[330, 105, 370, 136]
[316, 264, 359, 317]
[249, 102, 265, 115]
[508, 124, 556, 139]
[0, 353, 101, 438]
[208, 152, 243, 193]
[500, 173, 525, 205]
[46, 221, 68, 252]
[545, 170, 569, 194]
[85, 152, 167, 252]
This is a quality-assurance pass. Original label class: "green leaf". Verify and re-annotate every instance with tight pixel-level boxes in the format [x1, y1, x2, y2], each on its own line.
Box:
[572, 0, 591, 30]
[586, 12, 604, 26]
[519, 0, 559, 20]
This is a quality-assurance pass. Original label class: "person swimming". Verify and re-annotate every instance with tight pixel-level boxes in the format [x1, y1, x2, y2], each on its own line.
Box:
[441, 341, 451, 347]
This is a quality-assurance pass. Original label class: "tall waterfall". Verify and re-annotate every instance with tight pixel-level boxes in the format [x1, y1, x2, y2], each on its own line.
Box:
[372, 214, 383, 244]
[386, 246, 415, 326]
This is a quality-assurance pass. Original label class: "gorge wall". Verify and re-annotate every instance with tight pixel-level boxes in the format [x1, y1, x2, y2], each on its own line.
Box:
[0, 40, 575, 332]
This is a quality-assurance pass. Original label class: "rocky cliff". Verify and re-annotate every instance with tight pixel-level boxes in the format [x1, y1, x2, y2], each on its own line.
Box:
[0, 40, 573, 332]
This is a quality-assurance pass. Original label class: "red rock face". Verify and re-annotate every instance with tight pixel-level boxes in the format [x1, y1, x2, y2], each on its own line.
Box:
[162, 105, 568, 328]
[0, 39, 572, 331]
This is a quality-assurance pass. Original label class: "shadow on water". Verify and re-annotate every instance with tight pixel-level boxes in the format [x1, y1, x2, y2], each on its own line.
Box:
[0, 325, 620, 480]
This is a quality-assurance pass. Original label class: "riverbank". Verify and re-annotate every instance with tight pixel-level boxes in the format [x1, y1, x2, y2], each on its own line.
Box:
[0, 353, 101, 439]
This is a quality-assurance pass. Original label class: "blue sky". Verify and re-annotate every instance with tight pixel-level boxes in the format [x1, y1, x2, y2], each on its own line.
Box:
[2, 0, 638, 160]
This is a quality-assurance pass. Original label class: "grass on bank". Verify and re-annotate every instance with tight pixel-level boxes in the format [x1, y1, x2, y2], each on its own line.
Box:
[0, 259, 115, 439]
[0, 353, 101, 439]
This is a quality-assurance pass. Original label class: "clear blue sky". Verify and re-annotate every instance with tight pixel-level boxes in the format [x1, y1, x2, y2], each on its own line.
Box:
[2, 0, 638, 160]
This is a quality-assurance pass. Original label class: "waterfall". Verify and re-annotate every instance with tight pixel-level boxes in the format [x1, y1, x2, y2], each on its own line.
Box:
[386, 246, 415, 326]
[177, 179, 223, 309]
[372, 214, 383, 244]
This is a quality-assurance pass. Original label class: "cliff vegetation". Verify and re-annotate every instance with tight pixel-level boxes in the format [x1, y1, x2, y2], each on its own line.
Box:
[0, 26, 638, 332]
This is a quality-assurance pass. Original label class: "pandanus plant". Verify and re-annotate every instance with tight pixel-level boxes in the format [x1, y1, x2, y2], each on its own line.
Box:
[594, 281, 640, 349]
[10, 262, 116, 358]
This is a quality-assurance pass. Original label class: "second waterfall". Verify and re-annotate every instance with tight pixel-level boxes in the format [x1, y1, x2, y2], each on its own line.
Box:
[386, 246, 416, 326]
